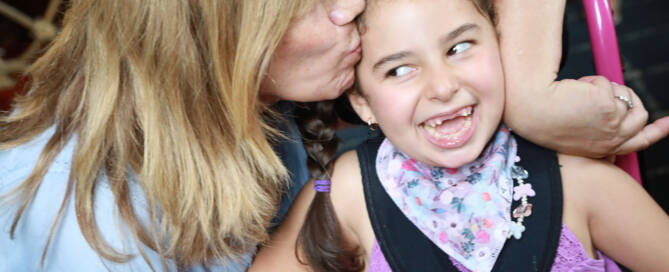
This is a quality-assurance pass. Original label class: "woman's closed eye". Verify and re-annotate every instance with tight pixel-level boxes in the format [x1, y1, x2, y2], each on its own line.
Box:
[447, 41, 473, 56]
[386, 65, 415, 78]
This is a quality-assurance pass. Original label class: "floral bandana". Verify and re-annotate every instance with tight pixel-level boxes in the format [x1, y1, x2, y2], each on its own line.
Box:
[376, 126, 525, 272]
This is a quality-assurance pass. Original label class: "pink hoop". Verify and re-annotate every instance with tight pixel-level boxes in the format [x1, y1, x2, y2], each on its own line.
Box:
[583, 0, 642, 183]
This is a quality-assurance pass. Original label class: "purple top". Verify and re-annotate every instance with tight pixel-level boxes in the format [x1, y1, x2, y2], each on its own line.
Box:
[368, 224, 621, 272]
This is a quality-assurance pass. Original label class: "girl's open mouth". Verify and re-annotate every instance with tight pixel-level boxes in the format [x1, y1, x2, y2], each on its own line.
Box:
[419, 106, 476, 149]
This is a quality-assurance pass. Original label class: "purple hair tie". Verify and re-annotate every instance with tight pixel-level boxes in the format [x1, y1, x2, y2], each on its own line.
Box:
[314, 179, 331, 193]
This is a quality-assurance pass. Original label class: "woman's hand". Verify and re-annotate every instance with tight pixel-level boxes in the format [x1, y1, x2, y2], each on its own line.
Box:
[511, 76, 669, 158]
[497, 0, 669, 158]
[570, 76, 669, 156]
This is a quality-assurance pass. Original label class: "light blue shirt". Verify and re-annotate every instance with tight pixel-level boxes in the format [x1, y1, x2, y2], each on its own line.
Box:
[0, 127, 252, 271]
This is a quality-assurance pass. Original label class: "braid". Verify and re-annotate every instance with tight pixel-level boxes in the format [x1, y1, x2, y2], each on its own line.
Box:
[295, 101, 339, 179]
[294, 100, 363, 272]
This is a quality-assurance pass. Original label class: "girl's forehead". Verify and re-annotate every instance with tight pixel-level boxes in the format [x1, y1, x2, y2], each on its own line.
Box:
[356, 0, 495, 67]
[359, 0, 484, 37]
[360, 0, 492, 25]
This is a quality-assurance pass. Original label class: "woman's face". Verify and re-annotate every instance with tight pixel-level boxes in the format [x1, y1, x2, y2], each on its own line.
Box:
[259, 0, 364, 104]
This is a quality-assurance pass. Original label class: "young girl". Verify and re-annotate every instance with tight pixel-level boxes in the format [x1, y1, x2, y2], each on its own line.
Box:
[251, 0, 669, 271]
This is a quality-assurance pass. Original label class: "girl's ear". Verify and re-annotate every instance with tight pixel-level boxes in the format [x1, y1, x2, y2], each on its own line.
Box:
[347, 91, 377, 124]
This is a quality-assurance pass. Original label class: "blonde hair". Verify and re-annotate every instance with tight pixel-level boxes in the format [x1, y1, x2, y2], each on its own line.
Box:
[1, 0, 315, 268]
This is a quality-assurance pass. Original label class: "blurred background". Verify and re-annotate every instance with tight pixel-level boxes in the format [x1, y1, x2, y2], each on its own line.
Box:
[0, 0, 63, 110]
[1, 0, 667, 213]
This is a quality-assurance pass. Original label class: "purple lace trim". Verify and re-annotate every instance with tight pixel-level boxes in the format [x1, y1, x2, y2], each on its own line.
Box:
[550, 224, 621, 272]
[369, 241, 392, 272]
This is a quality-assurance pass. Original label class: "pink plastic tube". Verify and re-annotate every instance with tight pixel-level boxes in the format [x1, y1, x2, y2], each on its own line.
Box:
[583, 0, 642, 183]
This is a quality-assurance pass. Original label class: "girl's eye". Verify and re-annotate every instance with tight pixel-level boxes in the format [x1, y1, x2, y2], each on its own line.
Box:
[448, 41, 472, 56]
[387, 65, 414, 78]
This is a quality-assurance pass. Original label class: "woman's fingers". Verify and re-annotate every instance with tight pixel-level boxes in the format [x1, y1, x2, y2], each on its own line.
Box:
[611, 82, 636, 119]
[615, 84, 648, 140]
[583, 76, 668, 155]
[579, 75, 626, 138]
[574, 75, 662, 155]
[614, 116, 669, 155]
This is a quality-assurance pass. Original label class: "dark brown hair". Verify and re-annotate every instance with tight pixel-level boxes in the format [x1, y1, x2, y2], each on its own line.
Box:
[294, 100, 364, 271]
[294, 1, 494, 271]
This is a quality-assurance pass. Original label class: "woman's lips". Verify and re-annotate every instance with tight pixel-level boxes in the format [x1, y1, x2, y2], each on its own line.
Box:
[342, 44, 361, 67]
[350, 44, 361, 54]
[348, 35, 361, 53]
[347, 38, 361, 59]
[348, 43, 361, 62]
[419, 106, 476, 149]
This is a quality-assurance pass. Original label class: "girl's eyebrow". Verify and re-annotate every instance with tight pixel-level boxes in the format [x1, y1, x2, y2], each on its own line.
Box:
[373, 51, 411, 72]
[439, 23, 479, 45]
[371, 23, 479, 73]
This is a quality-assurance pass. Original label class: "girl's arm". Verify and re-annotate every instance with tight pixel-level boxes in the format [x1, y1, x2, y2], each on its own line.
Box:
[496, 0, 669, 157]
[560, 154, 669, 271]
[250, 150, 372, 271]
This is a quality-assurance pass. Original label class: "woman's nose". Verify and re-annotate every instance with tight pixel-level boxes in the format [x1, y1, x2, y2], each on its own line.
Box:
[328, 0, 366, 26]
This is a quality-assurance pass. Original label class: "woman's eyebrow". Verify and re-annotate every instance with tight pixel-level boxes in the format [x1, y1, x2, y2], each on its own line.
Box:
[439, 23, 479, 45]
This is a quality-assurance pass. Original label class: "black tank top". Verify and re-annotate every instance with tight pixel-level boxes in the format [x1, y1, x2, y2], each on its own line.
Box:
[358, 134, 564, 271]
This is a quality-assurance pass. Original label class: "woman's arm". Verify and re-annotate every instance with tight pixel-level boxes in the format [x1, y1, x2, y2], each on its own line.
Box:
[496, 0, 669, 157]
[560, 154, 669, 271]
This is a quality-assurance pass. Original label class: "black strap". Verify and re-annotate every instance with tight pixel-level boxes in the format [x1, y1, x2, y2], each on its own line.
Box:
[359, 134, 563, 271]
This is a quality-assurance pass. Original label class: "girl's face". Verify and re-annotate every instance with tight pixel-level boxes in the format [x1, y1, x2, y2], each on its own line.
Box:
[352, 0, 504, 168]
[260, 0, 364, 104]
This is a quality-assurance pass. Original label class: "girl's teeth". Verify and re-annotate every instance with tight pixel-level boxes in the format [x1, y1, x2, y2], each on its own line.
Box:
[422, 115, 472, 139]
[428, 119, 444, 128]
[426, 107, 473, 127]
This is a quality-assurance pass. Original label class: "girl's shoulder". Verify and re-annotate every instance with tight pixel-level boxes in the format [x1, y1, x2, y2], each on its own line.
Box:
[557, 153, 669, 271]
[557, 153, 639, 205]
[251, 150, 374, 271]
[330, 150, 373, 240]
[557, 153, 643, 222]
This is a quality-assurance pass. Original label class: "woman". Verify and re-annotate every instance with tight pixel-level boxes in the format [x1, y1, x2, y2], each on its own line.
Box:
[0, 0, 665, 271]
[0, 0, 356, 270]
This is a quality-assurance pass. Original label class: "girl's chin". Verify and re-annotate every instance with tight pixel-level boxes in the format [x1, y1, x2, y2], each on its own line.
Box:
[426, 151, 480, 169]
[418, 135, 489, 169]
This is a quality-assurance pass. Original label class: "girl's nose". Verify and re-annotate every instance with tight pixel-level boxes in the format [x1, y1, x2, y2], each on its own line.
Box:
[425, 68, 459, 102]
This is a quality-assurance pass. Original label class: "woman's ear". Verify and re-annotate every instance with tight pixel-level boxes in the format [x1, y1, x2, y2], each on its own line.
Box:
[347, 91, 376, 124]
